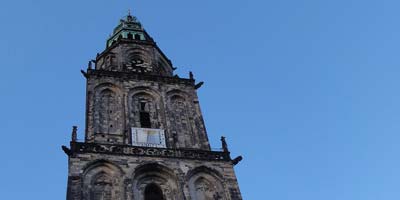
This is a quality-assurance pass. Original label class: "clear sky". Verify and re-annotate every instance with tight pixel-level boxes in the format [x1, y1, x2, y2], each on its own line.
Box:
[1, 0, 400, 199]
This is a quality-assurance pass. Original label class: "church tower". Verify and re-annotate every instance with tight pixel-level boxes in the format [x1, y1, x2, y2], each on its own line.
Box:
[63, 13, 243, 200]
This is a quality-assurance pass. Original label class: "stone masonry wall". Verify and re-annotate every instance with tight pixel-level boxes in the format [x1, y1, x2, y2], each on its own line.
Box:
[85, 74, 210, 150]
[67, 153, 242, 200]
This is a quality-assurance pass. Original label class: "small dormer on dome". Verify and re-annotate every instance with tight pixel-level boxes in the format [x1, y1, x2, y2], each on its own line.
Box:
[106, 13, 150, 48]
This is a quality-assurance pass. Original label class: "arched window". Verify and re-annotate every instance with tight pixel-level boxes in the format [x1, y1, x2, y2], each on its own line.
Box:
[130, 93, 157, 129]
[144, 183, 164, 200]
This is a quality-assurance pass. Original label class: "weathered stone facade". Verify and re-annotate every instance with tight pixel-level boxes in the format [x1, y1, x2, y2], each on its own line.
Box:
[63, 13, 242, 200]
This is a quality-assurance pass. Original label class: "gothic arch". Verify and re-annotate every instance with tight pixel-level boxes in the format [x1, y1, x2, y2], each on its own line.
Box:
[186, 166, 224, 180]
[186, 166, 227, 200]
[82, 160, 125, 200]
[82, 159, 125, 175]
[166, 89, 196, 148]
[126, 48, 151, 62]
[128, 87, 164, 129]
[145, 183, 164, 200]
[166, 89, 190, 100]
[94, 82, 123, 94]
[93, 84, 124, 136]
[126, 46, 149, 54]
[168, 95, 193, 147]
[122, 47, 152, 72]
[129, 86, 161, 100]
[131, 163, 182, 200]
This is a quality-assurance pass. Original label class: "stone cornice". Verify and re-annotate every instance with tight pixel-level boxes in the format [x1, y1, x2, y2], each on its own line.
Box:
[69, 142, 232, 162]
[87, 69, 195, 86]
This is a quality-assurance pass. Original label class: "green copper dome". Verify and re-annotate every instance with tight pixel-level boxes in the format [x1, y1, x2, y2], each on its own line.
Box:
[107, 14, 147, 47]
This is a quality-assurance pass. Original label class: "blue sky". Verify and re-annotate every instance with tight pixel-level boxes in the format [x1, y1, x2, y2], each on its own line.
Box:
[1, 0, 400, 199]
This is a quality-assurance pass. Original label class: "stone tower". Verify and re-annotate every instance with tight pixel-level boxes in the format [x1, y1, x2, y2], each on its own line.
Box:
[62, 13, 243, 200]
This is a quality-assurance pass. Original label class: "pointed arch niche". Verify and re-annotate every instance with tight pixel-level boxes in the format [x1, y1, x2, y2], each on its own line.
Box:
[128, 88, 163, 129]
[93, 85, 123, 136]
[90, 172, 113, 200]
[131, 163, 182, 200]
[168, 94, 193, 147]
[187, 167, 227, 200]
[82, 161, 124, 200]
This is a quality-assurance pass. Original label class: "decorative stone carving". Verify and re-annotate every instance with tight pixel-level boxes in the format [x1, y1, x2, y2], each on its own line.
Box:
[71, 142, 230, 161]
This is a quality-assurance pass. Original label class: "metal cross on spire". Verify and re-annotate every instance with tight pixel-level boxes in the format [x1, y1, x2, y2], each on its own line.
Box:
[127, 8, 134, 22]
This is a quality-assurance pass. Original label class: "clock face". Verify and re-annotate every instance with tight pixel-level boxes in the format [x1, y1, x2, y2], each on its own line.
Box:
[131, 58, 144, 66]
[126, 58, 152, 73]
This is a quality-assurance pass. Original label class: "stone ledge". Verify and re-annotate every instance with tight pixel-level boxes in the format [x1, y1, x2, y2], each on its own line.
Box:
[87, 69, 195, 86]
[70, 142, 231, 162]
